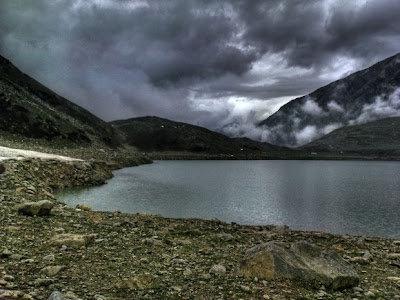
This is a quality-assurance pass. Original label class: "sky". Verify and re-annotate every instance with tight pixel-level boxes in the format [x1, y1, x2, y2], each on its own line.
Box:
[0, 0, 399, 142]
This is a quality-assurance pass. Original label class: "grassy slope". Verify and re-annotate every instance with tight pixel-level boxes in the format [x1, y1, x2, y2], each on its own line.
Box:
[302, 117, 400, 157]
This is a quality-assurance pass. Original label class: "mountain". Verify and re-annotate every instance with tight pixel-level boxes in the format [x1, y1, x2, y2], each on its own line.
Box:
[111, 116, 281, 154]
[0, 55, 121, 147]
[302, 117, 400, 157]
[259, 53, 400, 147]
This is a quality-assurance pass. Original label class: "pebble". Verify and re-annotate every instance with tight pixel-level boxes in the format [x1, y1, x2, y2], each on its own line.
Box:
[43, 254, 56, 261]
[40, 265, 66, 276]
[240, 285, 250, 292]
[171, 286, 182, 292]
[388, 276, 400, 282]
[365, 291, 375, 297]
[0, 249, 12, 258]
[34, 278, 54, 287]
[176, 239, 192, 245]
[183, 268, 192, 277]
[143, 237, 163, 246]
[317, 290, 328, 297]
[0, 289, 33, 300]
[215, 233, 234, 241]
[209, 264, 226, 275]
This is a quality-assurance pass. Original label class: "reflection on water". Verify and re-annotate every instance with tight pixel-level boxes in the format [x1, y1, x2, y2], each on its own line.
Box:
[56, 160, 400, 238]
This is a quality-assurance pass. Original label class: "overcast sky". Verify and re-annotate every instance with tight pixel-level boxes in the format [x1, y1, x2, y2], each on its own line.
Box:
[0, 0, 399, 139]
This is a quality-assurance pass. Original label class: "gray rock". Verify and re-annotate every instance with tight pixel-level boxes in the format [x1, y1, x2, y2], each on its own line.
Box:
[388, 253, 400, 259]
[215, 233, 234, 241]
[41, 265, 66, 276]
[43, 254, 56, 261]
[17, 200, 54, 216]
[238, 241, 359, 290]
[34, 278, 54, 287]
[49, 234, 96, 249]
[209, 264, 226, 275]
[47, 291, 80, 300]
[115, 274, 155, 290]
[143, 237, 163, 246]
[0, 289, 33, 300]
[1, 249, 12, 259]
[48, 291, 65, 300]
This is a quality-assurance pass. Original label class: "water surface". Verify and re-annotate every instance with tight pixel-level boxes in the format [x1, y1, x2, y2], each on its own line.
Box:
[56, 160, 400, 238]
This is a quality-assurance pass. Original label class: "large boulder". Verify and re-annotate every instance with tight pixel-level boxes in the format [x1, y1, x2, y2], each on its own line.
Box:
[17, 200, 54, 216]
[238, 241, 359, 290]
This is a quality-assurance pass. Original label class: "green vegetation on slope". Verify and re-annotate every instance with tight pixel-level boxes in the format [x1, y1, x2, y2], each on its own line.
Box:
[302, 117, 400, 157]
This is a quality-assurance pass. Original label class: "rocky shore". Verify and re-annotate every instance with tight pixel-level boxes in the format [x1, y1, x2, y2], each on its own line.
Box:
[1, 156, 400, 299]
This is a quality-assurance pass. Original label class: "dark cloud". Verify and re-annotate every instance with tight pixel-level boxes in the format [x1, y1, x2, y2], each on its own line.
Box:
[0, 0, 399, 140]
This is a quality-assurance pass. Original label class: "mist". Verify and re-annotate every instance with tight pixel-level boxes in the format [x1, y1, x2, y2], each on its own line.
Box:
[0, 0, 399, 142]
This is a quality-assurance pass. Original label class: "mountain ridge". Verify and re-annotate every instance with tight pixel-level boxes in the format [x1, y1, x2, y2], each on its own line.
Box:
[259, 52, 400, 147]
[111, 116, 282, 154]
[0, 54, 122, 147]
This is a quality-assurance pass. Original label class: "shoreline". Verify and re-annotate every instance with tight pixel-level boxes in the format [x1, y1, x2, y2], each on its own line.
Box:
[1, 156, 400, 299]
[142, 151, 400, 162]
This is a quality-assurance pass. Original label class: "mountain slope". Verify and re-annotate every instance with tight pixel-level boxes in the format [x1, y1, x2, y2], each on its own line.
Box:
[259, 53, 400, 147]
[302, 117, 400, 156]
[111, 116, 281, 153]
[0, 55, 121, 147]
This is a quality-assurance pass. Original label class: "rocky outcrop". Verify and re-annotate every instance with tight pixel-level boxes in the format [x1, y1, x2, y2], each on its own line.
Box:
[239, 241, 359, 290]
[0, 159, 113, 201]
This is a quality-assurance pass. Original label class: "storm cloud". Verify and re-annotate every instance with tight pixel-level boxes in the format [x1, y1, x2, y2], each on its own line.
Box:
[0, 0, 399, 140]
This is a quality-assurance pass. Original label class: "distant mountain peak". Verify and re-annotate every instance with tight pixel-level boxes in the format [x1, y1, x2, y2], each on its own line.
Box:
[259, 52, 400, 147]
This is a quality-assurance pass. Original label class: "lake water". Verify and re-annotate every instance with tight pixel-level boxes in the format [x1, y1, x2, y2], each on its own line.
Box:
[56, 160, 400, 238]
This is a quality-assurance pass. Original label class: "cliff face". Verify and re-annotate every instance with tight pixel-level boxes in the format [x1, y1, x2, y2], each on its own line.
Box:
[259, 53, 400, 147]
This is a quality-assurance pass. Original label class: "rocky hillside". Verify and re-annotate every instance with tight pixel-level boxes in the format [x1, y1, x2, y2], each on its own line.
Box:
[259, 52, 400, 147]
[111, 116, 281, 154]
[302, 117, 400, 157]
[0, 55, 122, 148]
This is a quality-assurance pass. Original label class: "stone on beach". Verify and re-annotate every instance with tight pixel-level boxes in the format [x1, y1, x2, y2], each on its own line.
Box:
[49, 234, 96, 249]
[17, 200, 54, 216]
[238, 241, 359, 290]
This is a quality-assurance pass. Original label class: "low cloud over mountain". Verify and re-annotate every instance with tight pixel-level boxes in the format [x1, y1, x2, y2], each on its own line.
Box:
[259, 54, 400, 146]
[1, 1, 399, 139]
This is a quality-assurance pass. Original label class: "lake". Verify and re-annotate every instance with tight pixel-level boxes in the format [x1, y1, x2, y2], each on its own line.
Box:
[56, 160, 400, 238]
